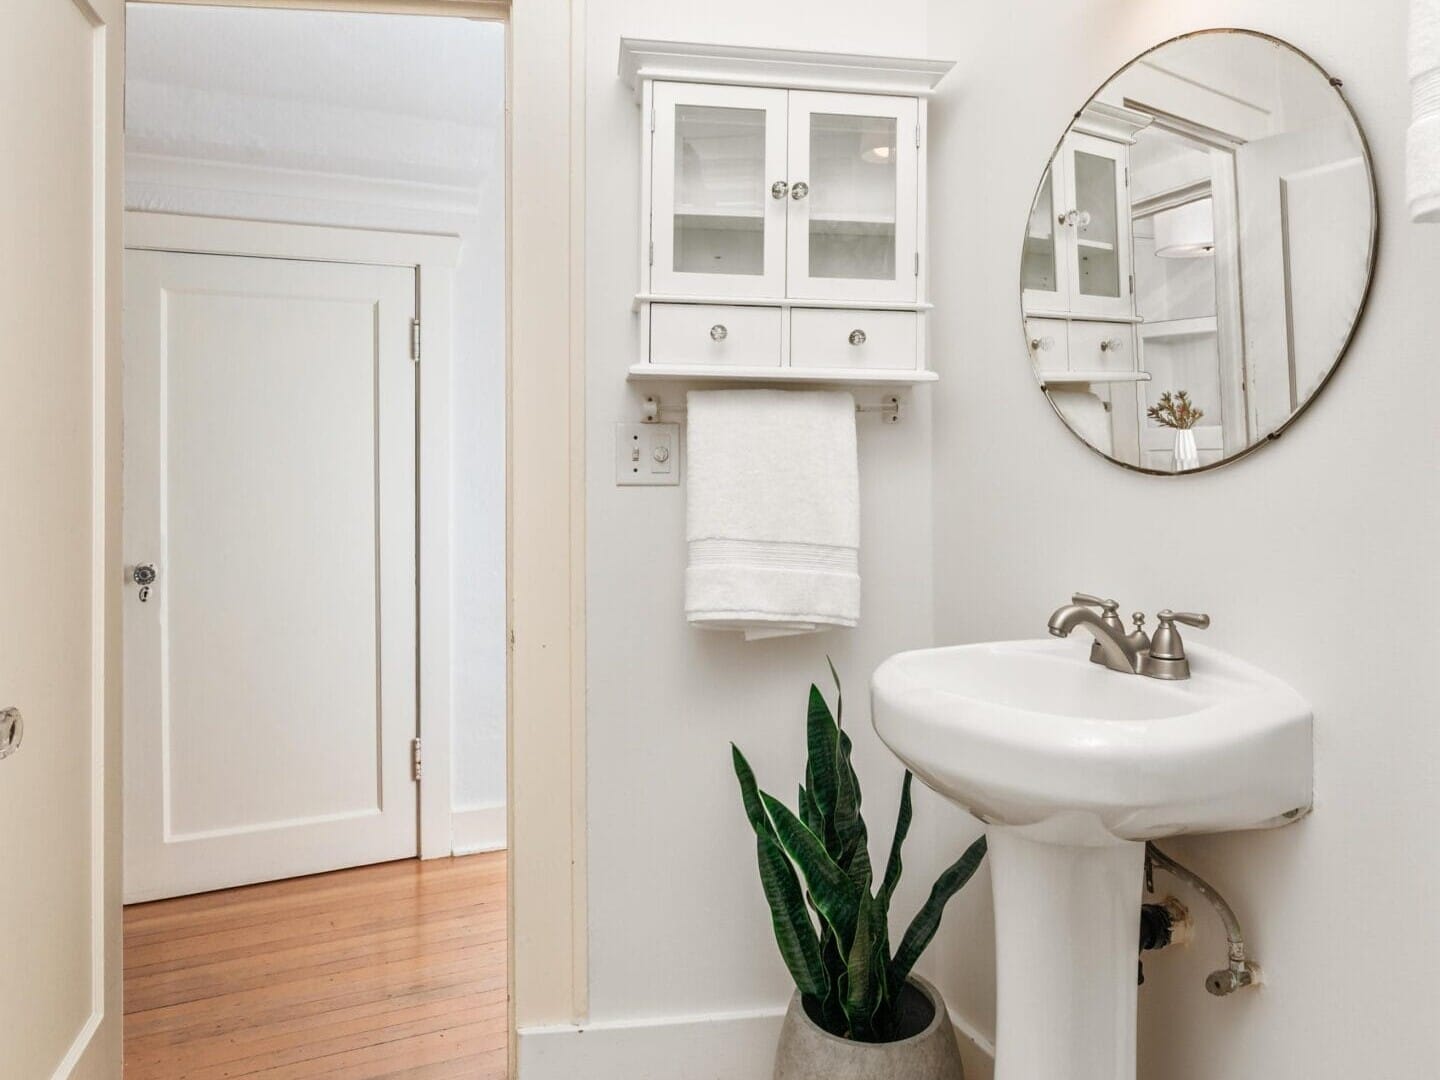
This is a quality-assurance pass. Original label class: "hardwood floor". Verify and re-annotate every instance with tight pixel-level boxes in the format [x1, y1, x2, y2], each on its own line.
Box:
[123, 853, 507, 1079]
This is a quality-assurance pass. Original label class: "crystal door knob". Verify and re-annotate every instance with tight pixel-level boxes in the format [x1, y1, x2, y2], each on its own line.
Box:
[0, 707, 22, 761]
[848, 329, 867, 346]
[709, 324, 728, 342]
[770, 180, 790, 199]
[130, 562, 158, 602]
[790, 181, 809, 201]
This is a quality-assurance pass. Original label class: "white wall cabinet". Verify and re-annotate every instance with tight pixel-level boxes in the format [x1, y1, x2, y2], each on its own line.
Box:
[623, 40, 952, 384]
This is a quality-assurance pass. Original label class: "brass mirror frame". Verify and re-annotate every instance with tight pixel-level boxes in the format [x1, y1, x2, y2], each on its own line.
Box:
[1018, 28, 1380, 477]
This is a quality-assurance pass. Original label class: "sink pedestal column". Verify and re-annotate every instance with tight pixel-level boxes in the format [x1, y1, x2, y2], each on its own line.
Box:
[988, 826, 1146, 1080]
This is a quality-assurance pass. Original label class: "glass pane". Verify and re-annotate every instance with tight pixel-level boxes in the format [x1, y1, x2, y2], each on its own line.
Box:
[1074, 150, 1120, 298]
[1022, 169, 1058, 293]
[673, 105, 767, 276]
[808, 113, 897, 281]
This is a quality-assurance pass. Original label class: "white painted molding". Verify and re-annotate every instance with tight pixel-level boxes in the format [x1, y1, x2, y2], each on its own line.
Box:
[517, 1004, 998, 1079]
[452, 804, 508, 855]
[50, 1012, 103, 1080]
[518, 1007, 786, 1079]
[618, 38, 955, 100]
[1074, 101, 1154, 144]
[127, 152, 483, 217]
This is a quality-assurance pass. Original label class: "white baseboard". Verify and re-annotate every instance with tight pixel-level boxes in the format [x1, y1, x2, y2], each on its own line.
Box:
[451, 804, 506, 855]
[517, 1002, 997, 1080]
[518, 1006, 785, 1080]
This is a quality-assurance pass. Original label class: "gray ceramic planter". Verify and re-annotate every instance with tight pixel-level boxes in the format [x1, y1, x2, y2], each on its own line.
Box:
[772, 975, 964, 1080]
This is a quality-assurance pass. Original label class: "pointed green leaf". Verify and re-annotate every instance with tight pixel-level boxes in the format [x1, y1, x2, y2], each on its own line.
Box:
[832, 725, 870, 888]
[878, 772, 913, 911]
[806, 685, 839, 818]
[841, 888, 888, 1041]
[761, 791, 861, 946]
[731, 746, 827, 998]
[891, 834, 988, 991]
[826, 656, 844, 728]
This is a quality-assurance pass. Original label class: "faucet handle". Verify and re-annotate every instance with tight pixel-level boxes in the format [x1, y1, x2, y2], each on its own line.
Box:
[1072, 592, 1119, 613]
[1159, 610, 1210, 630]
[1143, 610, 1211, 680]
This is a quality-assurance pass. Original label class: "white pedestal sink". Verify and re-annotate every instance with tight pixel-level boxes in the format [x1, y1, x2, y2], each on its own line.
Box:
[871, 639, 1312, 1080]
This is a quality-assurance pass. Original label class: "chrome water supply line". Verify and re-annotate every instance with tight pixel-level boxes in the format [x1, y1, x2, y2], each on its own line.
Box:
[1146, 843, 1261, 996]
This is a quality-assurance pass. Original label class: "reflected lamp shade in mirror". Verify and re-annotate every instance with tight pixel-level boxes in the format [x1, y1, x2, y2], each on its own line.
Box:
[1153, 198, 1215, 258]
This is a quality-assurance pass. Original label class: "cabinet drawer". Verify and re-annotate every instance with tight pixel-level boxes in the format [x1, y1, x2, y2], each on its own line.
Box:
[1066, 320, 1135, 372]
[650, 304, 782, 367]
[1024, 317, 1069, 373]
[790, 309, 918, 370]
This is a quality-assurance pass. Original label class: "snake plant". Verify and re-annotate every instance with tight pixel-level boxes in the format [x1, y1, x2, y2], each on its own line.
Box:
[731, 665, 987, 1043]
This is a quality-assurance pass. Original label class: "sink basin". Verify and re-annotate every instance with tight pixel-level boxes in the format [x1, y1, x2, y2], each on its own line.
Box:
[872, 637, 1312, 842]
[870, 637, 1312, 1080]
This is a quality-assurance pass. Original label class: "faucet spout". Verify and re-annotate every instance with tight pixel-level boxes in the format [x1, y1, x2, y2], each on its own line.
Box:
[1048, 604, 1141, 674]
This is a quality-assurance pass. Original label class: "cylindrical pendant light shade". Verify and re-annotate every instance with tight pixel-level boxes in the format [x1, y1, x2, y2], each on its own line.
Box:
[1153, 198, 1215, 258]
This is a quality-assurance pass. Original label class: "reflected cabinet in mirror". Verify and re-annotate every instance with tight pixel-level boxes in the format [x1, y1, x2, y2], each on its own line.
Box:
[1020, 30, 1377, 474]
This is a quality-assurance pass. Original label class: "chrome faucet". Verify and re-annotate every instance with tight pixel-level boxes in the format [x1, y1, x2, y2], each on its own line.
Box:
[1049, 593, 1144, 674]
[1048, 593, 1210, 680]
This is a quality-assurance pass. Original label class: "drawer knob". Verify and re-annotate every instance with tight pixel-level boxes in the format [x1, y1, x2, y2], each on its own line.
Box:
[1030, 335, 1054, 352]
[1099, 337, 1124, 353]
[709, 324, 728, 342]
[848, 329, 867, 346]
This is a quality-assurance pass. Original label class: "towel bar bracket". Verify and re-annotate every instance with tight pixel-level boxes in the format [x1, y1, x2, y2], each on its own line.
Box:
[642, 394, 902, 425]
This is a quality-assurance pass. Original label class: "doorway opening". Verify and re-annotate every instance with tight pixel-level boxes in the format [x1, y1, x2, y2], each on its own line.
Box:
[120, 4, 508, 1075]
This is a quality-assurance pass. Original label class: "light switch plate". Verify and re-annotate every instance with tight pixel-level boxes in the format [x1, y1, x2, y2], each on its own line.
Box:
[615, 422, 681, 486]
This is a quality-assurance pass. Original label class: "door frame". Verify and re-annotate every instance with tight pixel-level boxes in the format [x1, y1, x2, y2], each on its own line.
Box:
[121, 3, 590, 1077]
[123, 210, 461, 866]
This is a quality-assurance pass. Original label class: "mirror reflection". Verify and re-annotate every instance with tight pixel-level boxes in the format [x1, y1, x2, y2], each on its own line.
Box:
[1021, 30, 1376, 473]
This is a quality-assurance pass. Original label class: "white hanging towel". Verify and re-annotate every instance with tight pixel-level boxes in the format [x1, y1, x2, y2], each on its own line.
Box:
[684, 389, 860, 640]
[1411, 0, 1440, 222]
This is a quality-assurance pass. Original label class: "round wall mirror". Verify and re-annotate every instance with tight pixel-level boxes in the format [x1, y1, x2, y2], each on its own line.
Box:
[1019, 30, 1377, 474]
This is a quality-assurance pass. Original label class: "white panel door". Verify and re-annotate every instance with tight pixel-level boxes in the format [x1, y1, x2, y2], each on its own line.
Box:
[124, 249, 419, 902]
[650, 82, 790, 298]
[1, 0, 118, 1074]
[785, 91, 919, 303]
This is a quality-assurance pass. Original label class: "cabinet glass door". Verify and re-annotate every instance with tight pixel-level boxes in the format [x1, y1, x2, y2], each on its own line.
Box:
[650, 82, 788, 298]
[1022, 166, 1068, 311]
[1059, 131, 1133, 318]
[786, 91, 919, 303]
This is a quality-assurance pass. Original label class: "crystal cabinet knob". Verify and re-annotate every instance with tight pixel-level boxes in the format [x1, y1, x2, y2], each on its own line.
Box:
[709, 324, 728, 342]
[848, 329, 867, 346]
[0, 707, 22, 761]
[770, 180, 789, 199]
[1030, 335, 1054, 352]
[790, 181, 810, 201]
[1100, 337, 1124, 353]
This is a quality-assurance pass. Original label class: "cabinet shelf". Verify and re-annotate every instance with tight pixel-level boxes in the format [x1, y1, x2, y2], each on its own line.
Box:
[628, 363, 938, 386]
[633, 293, 932, 312]
[1137, 316, 1217, 343]
[1039, 370, 1152, 387]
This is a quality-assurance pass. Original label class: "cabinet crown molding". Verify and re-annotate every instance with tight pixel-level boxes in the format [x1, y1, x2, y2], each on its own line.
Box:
[618, 38, 955, 100]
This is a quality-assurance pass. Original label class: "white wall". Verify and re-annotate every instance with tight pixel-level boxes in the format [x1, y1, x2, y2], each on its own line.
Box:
[124, 5, 508, 833]
[925, 1, 1440, 1077]
[580, 0, 950, 1047]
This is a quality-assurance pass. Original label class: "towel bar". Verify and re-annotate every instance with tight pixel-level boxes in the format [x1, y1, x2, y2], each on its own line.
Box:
[642, 394, 901, 425]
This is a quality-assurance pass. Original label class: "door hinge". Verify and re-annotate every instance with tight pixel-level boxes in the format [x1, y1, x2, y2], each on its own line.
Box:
[410, 318, 421, 362]
[915, 124, 922, 149]
[649, 106, 656, 132]
[648, 240, 654, 266]
[914, 251, 920, 276]
[411, 737, 423, 781]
